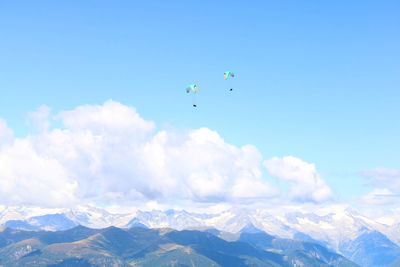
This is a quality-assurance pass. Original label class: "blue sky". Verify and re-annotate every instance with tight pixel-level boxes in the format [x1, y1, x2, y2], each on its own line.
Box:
[0, 1, 399, 203]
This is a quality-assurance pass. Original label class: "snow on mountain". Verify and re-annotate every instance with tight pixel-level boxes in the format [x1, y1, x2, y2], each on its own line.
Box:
[0, 205, 133, 230]
[198, 208, 293, 238]
[127, 209, 212, 230]
[65, 205, 133, 228]
[1, 204, 399, 257]
[279, 208, 370, 250]
[5, 213, 77, 231]
[123, 206, 400, 260]
[0, 206, 67, 225]
[276, 206, 400, 252]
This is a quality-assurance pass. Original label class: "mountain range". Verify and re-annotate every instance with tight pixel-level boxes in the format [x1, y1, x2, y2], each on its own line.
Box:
[1, 205, 399, 266]
[0, 225, 359, 266]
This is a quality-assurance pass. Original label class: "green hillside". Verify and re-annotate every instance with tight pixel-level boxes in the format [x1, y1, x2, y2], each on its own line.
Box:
[0, 226, 360, 267]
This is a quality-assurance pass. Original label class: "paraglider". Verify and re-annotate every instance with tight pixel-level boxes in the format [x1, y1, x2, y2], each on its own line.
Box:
[183, 71, 236, 107]
[223, 71, 235, 91]
[186, 84, 199, 107]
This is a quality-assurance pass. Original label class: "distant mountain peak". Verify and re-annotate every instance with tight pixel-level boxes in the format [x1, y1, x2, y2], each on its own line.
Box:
[239, 223, 264, 234]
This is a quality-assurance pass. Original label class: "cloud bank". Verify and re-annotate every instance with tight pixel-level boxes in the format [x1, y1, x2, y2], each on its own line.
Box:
[0, 119, 13, 146]
[264, 156, 333, 203]
[0, 101, 334, 208]
[361, 168, 400, 206]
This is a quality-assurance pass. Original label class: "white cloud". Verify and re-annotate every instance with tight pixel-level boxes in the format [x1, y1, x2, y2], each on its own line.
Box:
[360, 168, 400, 206]
[58, 100, 155, 141]
[0, 118, 14, 146]
[0, 139, 77, 207]
[137, 128, 278, 202]
[362, 188, 400, 206]
[0, 101, 278, 208]
[27, 105, 51, 133]
[362, 168, 400, 192]
[264, 156, 333, 203]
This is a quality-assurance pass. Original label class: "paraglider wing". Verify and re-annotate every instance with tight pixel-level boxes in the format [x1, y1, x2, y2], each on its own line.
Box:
[186, 84, 198, 94]
[224, 71, 235, 80]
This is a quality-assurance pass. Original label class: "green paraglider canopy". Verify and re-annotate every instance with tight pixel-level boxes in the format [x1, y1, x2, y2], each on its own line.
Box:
[186, 84, 199, 94]
[223, 71, 235, 80]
